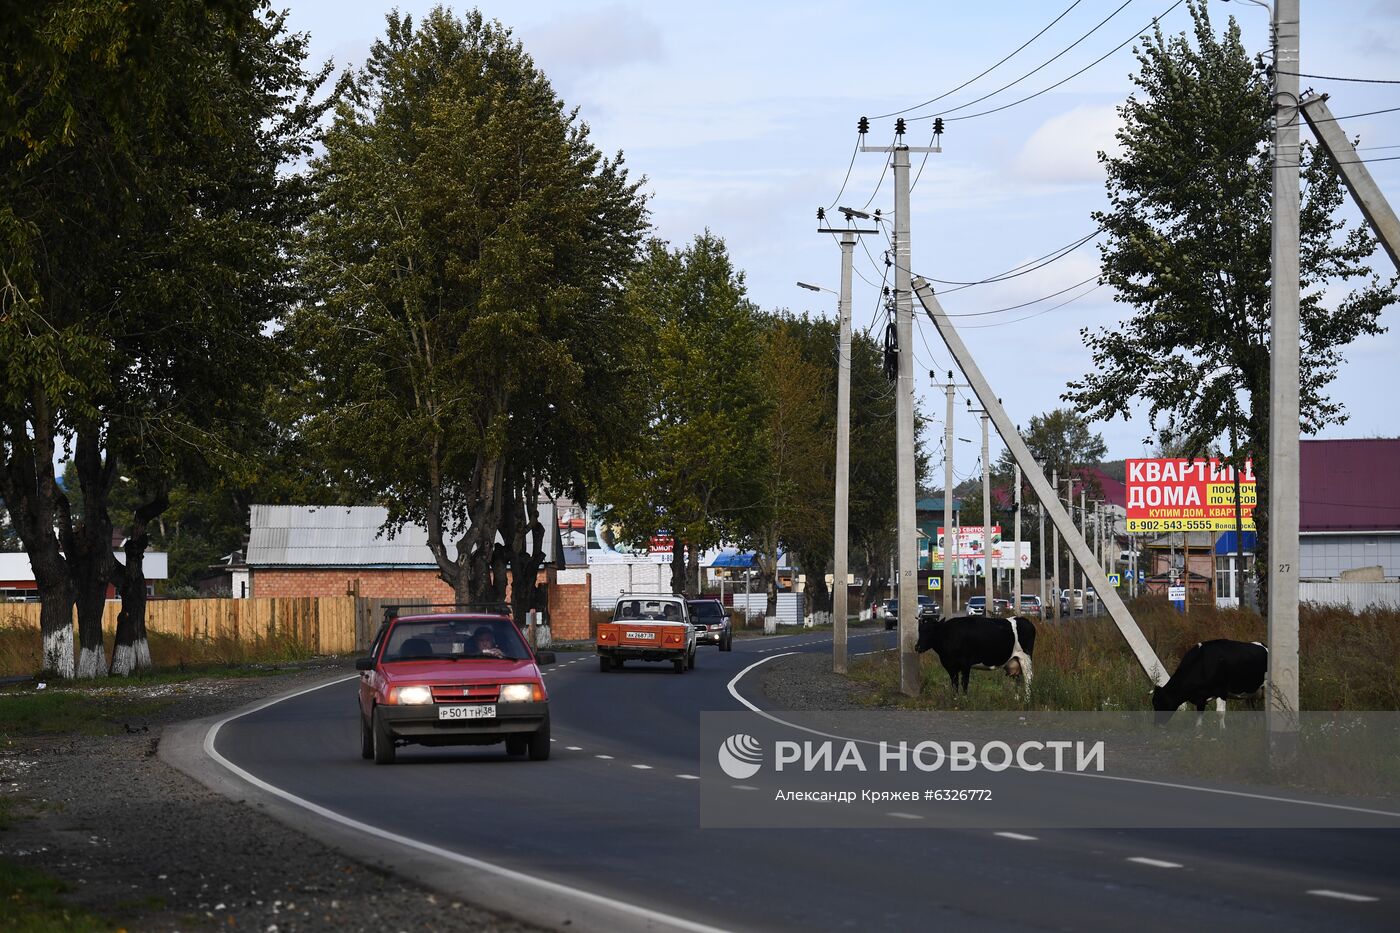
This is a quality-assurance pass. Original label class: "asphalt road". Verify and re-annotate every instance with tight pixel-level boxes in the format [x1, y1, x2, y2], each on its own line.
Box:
[211, 628, 1400, 932]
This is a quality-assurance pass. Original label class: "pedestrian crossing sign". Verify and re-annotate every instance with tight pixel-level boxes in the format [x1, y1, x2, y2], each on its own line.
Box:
[927, 576, 941, 591]
[1108, 573, 1121, 588]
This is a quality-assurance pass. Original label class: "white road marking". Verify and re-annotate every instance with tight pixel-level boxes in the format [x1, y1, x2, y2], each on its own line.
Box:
[731, 784, 759, 791]
[887, 812, 922, 820]
[565, 746, 583, 751]
[995, 832, 1039, 841]
[1307, 890, 1378, 903]
[1127, 857, 1183, 869]
[676, 774, 700, 780]
[202, 677, 730, 933]
[595, 754, 614, 760]
[631, 764, 653, 770]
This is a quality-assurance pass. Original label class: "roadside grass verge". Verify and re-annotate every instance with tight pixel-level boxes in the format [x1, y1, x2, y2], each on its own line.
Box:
[0, 691, 173, 737]
[0, 859, 113, 932]
[849, 601, 1400, 711]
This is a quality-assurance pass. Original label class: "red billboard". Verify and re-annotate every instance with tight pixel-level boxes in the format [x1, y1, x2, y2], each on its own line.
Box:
[1124, 458, 1256, 533]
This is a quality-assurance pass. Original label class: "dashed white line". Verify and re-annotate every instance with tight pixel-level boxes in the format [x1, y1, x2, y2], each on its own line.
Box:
[887, 812, 923, 820]
[676, 774, 700, 780]
[995, 832, 1039, 841]
[1126, 857, 1183, 869]
[594, 755, 614, 760]
[732, 784, 759, 791]
[565, 746, 583, 751]
[631, 764, 653, 770]
[1308, 890, 1378, 903]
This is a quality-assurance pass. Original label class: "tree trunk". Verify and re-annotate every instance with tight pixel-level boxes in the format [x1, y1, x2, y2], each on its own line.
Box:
[2, 405, 75, 677]
[800, 548, 831, 613]
[70, 423, 115, 678]
[506, 477, 546, 632]
[670, 535, 686, 595]
[686, 543, 701, 596]
[111, 486, 168, 675]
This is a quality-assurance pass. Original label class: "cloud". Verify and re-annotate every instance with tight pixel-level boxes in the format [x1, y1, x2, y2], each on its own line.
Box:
[520, 4, 664, 84]
[1011, 104, 1122, 185]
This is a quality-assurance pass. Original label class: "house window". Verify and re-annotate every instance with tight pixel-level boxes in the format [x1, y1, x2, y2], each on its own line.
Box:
[1215, 554, 1254, 599]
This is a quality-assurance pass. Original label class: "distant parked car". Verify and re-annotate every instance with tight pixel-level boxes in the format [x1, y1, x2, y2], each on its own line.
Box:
[885, 596, 936, 630]
[966, 596, 1012, 617]
[1017, 595, 1043, 618]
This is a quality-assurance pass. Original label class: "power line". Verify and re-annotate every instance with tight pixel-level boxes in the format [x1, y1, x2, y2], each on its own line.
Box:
[824, 133, 861, 211]
[959, 283, 1105, 329]
[1278, 70, 1400, 85]
[870, 0, 1088, 120]
[908, 0, 1135, 124]
[939, 0, 1187, 124]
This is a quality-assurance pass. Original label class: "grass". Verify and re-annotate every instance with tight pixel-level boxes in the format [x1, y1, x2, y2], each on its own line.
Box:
[0, 691, 173, 737]
[0, 859, 113, 932]
[849, 600, 1400, 712]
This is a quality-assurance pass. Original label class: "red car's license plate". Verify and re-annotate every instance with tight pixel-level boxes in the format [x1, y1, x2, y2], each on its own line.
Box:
[438, 704, 495, 720]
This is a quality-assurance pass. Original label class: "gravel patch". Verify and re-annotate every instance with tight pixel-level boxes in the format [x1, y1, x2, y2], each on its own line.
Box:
[756, 651, 876, 711]
[0, 659, 541, 932]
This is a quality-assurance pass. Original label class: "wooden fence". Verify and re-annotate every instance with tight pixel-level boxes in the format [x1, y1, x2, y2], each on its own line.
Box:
[0, 596, 366, 655]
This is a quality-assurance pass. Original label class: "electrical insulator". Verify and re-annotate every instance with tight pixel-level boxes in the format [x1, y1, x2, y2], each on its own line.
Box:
[816, 207, 825, 221]
[858, 116, 869, 134]
[895, 117, 906, 136]
[933, 117, 945, 136]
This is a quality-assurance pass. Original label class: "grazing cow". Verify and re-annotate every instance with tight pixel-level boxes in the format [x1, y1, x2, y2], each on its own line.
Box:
[1152, 639, 1267, 722]
[916, 616, 1036, 695]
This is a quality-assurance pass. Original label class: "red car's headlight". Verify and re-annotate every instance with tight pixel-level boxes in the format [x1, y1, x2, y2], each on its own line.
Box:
[499, 683, 544, 703]
[391, 685, 433, 705]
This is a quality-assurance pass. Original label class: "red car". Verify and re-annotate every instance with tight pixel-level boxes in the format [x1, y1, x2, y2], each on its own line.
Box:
[356, 611, 555, 765]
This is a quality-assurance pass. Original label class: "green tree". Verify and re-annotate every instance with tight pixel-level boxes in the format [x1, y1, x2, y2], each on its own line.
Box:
[1064, 1, 1396, 611]
[294, 8, 648, 619]
[848, 332, 903, 609]
[600, 233, 768, 595]
[1, 1, 299, 676]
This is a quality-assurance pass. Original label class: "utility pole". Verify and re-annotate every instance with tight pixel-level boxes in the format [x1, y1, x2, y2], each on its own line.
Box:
[942, 379, 956, 619]
[971, 405, 992, 614]
[811, 210, 878, 675]
[1269, 0, 1302, 738]
[863, 118, 939, 696]
[1051, 469, 1060, 620]
[1038, 470, 1046, 616]
[1079, 487, 1087, 609]
[1013, 464, 1022, 614]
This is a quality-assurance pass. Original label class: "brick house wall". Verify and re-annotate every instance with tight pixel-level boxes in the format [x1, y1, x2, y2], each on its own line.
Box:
[548, 570, 592, 641]
[250, 569, 455, 601]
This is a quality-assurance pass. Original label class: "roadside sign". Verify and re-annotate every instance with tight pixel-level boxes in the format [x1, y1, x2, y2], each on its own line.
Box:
[1167, 585, 1186, 601]
[927, 576, 940, 591]
[1108, 573, 1121, 588]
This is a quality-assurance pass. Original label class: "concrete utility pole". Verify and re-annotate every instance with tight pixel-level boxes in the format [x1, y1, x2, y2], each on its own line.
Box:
[975, 407, 992, 614]
[1079, 487, 1087, 608]
[942, 380, 956, 619]
[913, 278, 1166, 683]
[811, 210, 878, 675]
[863, 121, 939, 696]
[1013, 464, 1022, 613]
[1269, 0, 1301, 732]
[1051, 469, 1060, 620]
[1300, 94, 1400, 270]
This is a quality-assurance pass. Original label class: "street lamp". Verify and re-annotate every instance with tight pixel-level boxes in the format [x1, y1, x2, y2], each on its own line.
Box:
[796, 281, 835, 294]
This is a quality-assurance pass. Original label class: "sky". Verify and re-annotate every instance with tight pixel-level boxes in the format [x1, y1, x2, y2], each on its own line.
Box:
[282, 0, 1400, 477]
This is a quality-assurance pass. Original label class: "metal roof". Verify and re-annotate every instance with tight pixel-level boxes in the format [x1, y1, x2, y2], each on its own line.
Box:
[246, 505, 557, 568]
[1301, 439, 1400, 532]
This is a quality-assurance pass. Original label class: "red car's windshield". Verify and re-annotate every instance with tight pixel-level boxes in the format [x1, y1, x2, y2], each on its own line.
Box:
[382, 619, 531, 662]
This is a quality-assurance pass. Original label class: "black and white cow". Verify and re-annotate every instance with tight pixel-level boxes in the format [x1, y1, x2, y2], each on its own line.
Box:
[1152, 639, 1267, 722]
[916, 616, 1036, 695]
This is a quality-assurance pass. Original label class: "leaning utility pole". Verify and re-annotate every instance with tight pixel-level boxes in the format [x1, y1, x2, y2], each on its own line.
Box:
[913, 279, 1165, 682]
[863, 118, 939, 696]
[815, 210, 879, 675]
[1300, 94, 1400, 270]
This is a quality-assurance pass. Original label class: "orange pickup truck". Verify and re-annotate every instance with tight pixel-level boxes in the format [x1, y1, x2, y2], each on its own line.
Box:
[597, 594, 697, 674]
